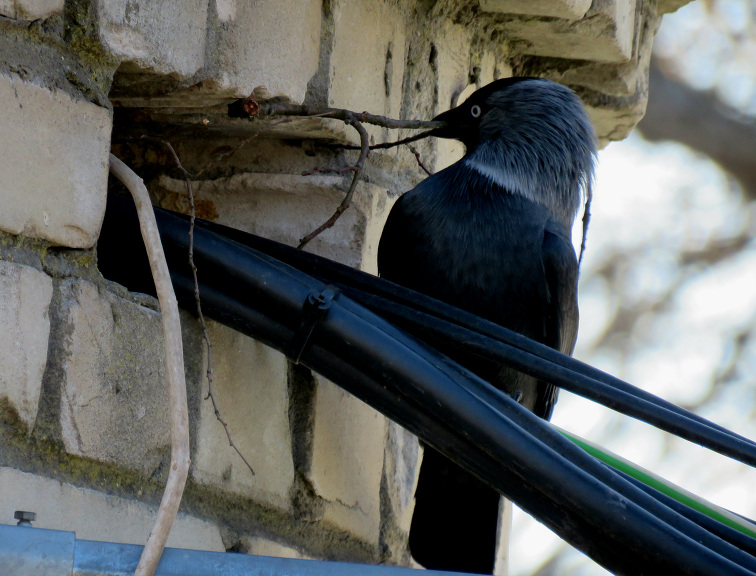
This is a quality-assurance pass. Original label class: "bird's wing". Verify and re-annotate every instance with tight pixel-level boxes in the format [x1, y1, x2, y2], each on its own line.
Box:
[377, 176, 441, 287]
[534, 224, 579, 419]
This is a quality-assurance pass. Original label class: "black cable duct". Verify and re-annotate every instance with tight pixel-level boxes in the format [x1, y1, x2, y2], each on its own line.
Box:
[99, 193, 756, 576]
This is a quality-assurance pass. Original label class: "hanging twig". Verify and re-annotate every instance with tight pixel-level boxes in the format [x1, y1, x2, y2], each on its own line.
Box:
[407, 144, 432, 176]
[149, 137, 256, 477]
[578, 178, 593, 271]
[297, 118, 370, 248]
[108, 154, 190, 576]
[231, 97, 444, 248]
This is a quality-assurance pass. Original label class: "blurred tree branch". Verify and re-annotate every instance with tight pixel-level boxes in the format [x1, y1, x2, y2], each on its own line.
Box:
[638, 58, 756, 200]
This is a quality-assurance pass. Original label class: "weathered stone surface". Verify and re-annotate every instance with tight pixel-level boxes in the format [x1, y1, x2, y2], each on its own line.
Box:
[586, 98, 648, 147]
[155, 173, 391, 273]
[0, 262, 53, 430]
[494, 498, 513, 576]
[499, 0, 638, 64]
[0, 0, 62, 20]
[523, 0, 660, 144]
[97, 0, 209, 77]
[308, 375, 386, 545]
[382, 423, 420, 536]
[213, 0, 321, 102]
[481, 0, 591, 20]
[239, 536, 302, 559]
[658, 0, 694, 14]
[434, 21, 472, 171]
[192, 320, 294, 510]
[0, 73, 111, 249]
[326, 1, 407, 142]
[0, 467, 224, 550]
[58, 278, 171, 474]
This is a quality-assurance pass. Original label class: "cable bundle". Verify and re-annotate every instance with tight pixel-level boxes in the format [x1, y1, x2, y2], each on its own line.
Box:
[99, 193, 756, 575]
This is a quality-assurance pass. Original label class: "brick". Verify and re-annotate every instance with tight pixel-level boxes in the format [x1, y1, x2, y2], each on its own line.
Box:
[192, 321, 294, 510]
[0, 467, 223, 550]
[499, 0, 638, 64]
[480, 0, 591, 20]
[57, 279, 171, 474]
[434, 20, 472, 172]
[308, 375, 386, 545]
[382, 422, 421, 534]
[211, 0, 321, 102]
[0, 73, 111, 249]
[97, 0, 209, 77]
[155, 172, 391, 273]
[239, 536, 302, 559]
[0, 0, 63, 20]
[494, 498, 513, 576]
[0, 262, 53, 430]
[586, 99, 647, 147]
[327, 1, 407, 142]
[658, 0, 694, 13]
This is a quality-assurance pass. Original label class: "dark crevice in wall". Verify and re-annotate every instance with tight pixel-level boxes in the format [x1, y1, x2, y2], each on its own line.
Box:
[33, 278, 71, 448]
[286, 362, 326, 523]
[287, 362, 316, 475]
[304, 0, 335, 108]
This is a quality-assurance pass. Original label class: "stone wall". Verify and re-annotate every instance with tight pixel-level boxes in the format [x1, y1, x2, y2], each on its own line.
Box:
[0, 0, 688, 570]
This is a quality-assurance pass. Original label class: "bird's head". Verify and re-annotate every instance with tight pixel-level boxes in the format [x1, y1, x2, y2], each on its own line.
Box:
[431, 77, 597, 225]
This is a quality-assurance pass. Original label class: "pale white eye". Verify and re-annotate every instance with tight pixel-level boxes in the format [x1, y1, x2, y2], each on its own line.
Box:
[470, 104, 482, 118]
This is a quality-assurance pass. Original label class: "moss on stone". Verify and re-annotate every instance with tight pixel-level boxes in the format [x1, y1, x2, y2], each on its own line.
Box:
[0, 394, 377, 562]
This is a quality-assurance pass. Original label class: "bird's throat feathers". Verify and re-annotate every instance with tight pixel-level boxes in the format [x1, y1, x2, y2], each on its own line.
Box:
[462, 140, 593, 228]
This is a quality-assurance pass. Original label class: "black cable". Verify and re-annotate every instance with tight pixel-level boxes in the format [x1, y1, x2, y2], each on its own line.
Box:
[172, 269, 756, 576]
[339, 287, 756, 467]
[186, 208, 756, 464]
[99, 192, 756, 576]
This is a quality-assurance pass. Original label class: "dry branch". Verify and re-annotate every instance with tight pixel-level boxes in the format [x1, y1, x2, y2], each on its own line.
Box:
[108, 154, 190, 576]
[251, 100, 444, 132]
[150, 138, 257, 477]
[230, 96, 444, 247]
[407, 144, 432, 176]
[297, 118, 370, 248]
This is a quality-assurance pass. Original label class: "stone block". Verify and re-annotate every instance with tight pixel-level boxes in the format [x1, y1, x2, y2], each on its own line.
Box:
[0, 262, 53, 430]
[308, 375, 386, 545]
[481, 0, 591, 20]
[326, 1, 407, 142]
[0, 467, 224, 550]
[192, 320, 294, 510]
[0, 73, 111, 249]
[58, 278, 171, 474]
[434, 20, 472, 171]
[155, 172, 391, 273]
[499, 0, 638, 64]
[0, 0, 63, 20]
[586, 97, 647, 147]
[97, 0, 209, 78]
[658, 0, 694, 14]
[239, 536, 302, 559]
[494, 498, 513, 576]
[211, 0, 321, 102]
[547, 61, 640, 98]
[382, 422, 421, 535]
[542, 0, 658, 102]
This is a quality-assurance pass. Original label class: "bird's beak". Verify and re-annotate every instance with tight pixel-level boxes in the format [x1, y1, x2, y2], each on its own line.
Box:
[429, 105, 478, 144]
[429, 107, 457, 139]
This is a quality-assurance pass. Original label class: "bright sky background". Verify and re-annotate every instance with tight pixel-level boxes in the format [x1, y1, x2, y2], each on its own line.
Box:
[509, 134, 756, 575]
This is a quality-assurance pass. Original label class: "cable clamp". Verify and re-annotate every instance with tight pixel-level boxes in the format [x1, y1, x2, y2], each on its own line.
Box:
[286, 285, 340, 364]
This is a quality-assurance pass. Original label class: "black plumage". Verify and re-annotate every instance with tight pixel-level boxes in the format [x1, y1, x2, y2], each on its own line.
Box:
[378, 77, 597, 573]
